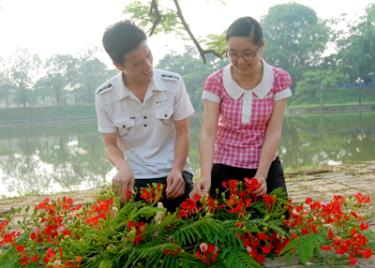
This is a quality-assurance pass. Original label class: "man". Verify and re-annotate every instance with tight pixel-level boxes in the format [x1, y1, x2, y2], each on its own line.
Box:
[95, 20, 194, 212]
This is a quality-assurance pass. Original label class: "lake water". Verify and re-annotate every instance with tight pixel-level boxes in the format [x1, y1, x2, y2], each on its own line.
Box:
[0, 112, 374, 198]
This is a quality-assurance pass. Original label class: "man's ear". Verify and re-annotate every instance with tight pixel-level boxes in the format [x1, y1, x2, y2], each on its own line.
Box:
[113, 62, 125, 72]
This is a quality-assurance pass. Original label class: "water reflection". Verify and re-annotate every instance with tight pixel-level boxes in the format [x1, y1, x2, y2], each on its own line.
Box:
[0, 123, 111, 198]
[279, 112, 375, 170]
[0, 112, 374, 198]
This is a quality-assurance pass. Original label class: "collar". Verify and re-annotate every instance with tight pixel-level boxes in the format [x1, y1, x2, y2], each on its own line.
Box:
[222, 59, 274, 100]
[113, 70, 166, 101]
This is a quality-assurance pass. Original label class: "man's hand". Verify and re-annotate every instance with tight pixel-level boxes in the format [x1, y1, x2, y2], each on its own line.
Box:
[253, 174, 267, 196]
[112, 161, 135, 204]
[192, 176, 211, 197]
[166, 168, 185, 199]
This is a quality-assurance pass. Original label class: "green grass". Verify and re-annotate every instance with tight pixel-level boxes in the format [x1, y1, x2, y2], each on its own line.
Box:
[289, 88, 375, 107]
[0, 105, 96, 124]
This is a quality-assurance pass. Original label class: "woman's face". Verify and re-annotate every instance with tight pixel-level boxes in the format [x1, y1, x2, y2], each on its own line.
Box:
[227, 36, 263, 76]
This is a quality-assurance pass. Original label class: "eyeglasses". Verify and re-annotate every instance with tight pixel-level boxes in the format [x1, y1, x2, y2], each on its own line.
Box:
[227, 47, 259, 62]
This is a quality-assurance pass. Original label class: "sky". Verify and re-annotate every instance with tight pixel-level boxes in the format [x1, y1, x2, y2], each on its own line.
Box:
[0, 0, 373, 67]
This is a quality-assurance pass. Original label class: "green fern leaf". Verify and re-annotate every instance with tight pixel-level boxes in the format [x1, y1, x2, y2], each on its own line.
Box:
[280, 232, 326, 264]
[222, 248, 262, 268]
[174, 218, 224, 246]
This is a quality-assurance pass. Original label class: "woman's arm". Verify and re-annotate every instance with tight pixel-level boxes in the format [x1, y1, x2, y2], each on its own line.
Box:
[253, 98, 287, 196]
[193, 100, 220, 196]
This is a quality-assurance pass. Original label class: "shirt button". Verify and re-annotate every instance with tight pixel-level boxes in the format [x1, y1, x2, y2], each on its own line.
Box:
[144, 116, 147, 119]
[164, 114, 168, 118]
[122, 125, 126, 128]
[144, 124, 147, 127]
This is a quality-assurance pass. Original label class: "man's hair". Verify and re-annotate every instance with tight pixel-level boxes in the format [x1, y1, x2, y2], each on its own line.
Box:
[102, 20, 147, 65]
[226, 17, 263, 46]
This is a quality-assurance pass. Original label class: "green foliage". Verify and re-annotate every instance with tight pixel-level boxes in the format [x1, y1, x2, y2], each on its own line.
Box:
[156, 47, 226, 112]
[281, 232, 327, 264]
[261, 3, 329, 83]
[0, 105, 95, 125]
[202, 33, 227, 57]
[221, 248, 262, 268]
[174, 218, 224, 246]
[125, 1, 183, 35]
[1, 186, 374, 268]
[335, 3, 375, 82]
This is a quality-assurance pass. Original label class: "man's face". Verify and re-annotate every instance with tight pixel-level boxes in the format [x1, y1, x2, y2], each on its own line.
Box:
[117, 41, 154, 83]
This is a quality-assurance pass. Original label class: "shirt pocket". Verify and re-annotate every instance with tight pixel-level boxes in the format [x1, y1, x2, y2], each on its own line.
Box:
[114, 117, 136, 137]
[154, 105, 174, 126]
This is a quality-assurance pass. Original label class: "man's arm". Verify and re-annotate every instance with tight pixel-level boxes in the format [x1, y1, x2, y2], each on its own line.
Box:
[166, 117, 190, 199]
[102, 133, 135, 203]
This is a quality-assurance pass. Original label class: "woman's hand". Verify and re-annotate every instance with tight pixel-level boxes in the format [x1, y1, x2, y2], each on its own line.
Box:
[253, 173, 267, 196]
[192, 176, 211, 197]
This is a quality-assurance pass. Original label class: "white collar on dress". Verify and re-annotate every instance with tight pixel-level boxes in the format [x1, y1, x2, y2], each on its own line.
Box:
[222, 59, 274, 100]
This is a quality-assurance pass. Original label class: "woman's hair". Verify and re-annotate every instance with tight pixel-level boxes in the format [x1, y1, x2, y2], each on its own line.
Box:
[226, 17, 263, 46]
[102, 20, 147, 65]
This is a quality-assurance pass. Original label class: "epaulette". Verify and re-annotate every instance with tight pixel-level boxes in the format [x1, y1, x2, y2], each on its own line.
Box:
[97, 83, 112, 95]
[161, 73, 180, 81]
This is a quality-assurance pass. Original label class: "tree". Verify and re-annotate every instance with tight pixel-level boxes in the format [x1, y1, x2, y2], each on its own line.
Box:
[76, 50, 117, 104]
[0, 59, 14, 107]
[156, 46, 226, 112]
[44, 54, 81, 105]
[294, 68, 345, 107]
[260, 3, 329, 84]
[4, 49, 42, 107]
[335, 3, 375, 83]
[124, 0, 226, 63]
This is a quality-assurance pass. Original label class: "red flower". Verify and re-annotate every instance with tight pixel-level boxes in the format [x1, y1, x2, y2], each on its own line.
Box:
[257, 232, 268, 241]
[127, 220, 146, 245]
[31, 255, 39, 263]
[360, 248, 373, 259]
[163, 247, 181, 256]
[327, 229, 334, 240]
[348, 255, 358, 265]
[140, 188, 151, 202]
[18, 255, 29, 266]
[195, 242, 219, 265]
[179, 194, 201, 218]
[16, 244, 25, 253]
[262, 194, 276, 210]
[321, 245, 332, 251]
[261, 244, 273, 254]
[360, 223, 368, 231]
[0, 220, 9, 233]
[1, 230, 20, 245]
[244, 177, 259, 192]
[354, 192, 371, 204]
[43, 248, 56, 264]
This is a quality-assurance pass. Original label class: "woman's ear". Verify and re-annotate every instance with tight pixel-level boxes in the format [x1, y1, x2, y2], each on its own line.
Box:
[259, 39, 265, 49]
[258, 40, 266, 55]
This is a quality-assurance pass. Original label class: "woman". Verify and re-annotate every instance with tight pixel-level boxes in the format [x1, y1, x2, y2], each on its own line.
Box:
[194, 16, 292, 197]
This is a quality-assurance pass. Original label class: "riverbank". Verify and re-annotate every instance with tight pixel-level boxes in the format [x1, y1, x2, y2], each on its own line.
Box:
[287, 104, 375, 114]
[1, 104, 375, 126]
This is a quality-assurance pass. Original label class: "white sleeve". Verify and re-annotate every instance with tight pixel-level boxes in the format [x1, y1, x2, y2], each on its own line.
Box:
[173, 78, 195, 121]
[274, 88, 292, 101]
[95, 97, 117, 133]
